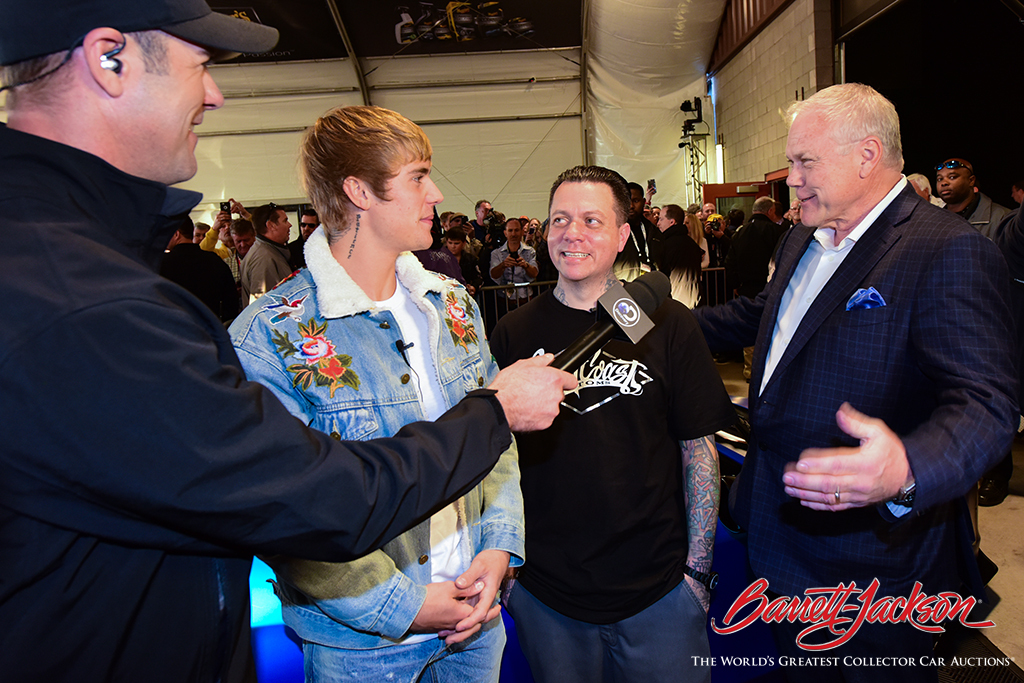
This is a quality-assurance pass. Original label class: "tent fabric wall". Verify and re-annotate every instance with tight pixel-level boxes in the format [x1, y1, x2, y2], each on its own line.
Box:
[183, 49, 582, 222]
[585, 0, 727, 208]
[2, 1, 732, 223]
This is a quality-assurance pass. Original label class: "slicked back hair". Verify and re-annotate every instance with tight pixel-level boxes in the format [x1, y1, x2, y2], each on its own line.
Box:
[785, 83, 904, 171]
[250, 204, 281, 237]
[752, 196, 774, 215]
[662, 203, 686, 226]
[548, 165, 631, 226]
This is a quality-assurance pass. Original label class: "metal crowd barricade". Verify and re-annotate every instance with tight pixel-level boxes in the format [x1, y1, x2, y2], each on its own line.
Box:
[478, 280, 558, 332]
[475, 271, 727, 332]
[699, 267, 729, 308]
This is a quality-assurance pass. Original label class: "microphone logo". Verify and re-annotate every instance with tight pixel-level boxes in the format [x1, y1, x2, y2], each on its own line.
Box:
[612, 298, 641, 328]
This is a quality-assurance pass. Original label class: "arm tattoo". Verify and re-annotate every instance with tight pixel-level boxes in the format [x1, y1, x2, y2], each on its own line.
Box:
[682, 435, 720, 572]
[347, 214, 360, 259]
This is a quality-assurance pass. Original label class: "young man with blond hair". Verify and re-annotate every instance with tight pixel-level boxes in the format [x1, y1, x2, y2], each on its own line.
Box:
[230, 105, 528, 681]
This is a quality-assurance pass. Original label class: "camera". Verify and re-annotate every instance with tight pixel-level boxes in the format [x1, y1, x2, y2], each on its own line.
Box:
[483, 210, 507, 244]
[220, 201, 231, 213]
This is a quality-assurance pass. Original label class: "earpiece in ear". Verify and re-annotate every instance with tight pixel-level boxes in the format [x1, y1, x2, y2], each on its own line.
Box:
[100, 35, 126, 74]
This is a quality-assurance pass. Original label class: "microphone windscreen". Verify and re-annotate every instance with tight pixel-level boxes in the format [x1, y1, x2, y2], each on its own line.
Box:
[623, 271, 671, 315]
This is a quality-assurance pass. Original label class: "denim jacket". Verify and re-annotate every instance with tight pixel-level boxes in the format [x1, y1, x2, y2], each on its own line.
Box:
[229, 229, 524, 649]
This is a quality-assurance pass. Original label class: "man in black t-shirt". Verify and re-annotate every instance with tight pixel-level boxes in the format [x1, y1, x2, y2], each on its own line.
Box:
[491, 166, 735, 683]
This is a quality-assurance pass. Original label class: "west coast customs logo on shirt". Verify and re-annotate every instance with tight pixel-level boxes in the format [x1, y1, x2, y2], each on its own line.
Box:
[533, 348, 652, 415]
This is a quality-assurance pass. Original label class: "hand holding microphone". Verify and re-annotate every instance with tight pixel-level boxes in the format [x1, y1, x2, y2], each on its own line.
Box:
[552, 271, 670, 373]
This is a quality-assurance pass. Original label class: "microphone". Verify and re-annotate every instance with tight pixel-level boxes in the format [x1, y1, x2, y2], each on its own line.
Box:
[395, 339, 415, 365]
[551, 271, 670, 373]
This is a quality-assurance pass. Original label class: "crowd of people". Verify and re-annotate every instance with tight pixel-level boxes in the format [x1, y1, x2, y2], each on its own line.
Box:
[2, 2, 1022, 683]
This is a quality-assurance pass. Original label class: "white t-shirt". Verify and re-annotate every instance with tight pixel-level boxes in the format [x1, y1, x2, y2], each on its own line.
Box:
[376, 278, 464, 640]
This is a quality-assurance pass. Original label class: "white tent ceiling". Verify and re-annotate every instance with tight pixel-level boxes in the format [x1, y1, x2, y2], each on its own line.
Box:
[0, 0, 728, 223]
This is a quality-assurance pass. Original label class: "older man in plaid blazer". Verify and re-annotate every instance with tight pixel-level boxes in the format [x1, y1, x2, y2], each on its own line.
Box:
[696, 83, 1016, 682]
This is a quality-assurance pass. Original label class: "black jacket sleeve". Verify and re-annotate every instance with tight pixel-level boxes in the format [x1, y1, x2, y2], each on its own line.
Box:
[0, 292, 510, 562]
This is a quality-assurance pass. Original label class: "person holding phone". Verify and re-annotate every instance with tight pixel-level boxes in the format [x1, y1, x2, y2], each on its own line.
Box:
[489, 216, 538, 305]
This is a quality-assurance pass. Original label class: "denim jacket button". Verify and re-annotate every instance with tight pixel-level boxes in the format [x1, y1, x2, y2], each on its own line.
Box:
[379, 321, 390, 329]
[330, 431, 341, 440]
[418, 554, 429, 565]
[477, 376, 484, 386]
[401, 373, 411, 384]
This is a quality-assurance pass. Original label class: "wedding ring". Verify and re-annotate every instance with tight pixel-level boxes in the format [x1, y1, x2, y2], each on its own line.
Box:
[834, 487, 841, 504]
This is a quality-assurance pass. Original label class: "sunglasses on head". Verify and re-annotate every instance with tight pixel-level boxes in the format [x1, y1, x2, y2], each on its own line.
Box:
[935, 160, 973, 173]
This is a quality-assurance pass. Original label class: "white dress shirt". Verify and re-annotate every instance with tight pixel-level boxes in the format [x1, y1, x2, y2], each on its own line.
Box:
[760, 177, 907, 395]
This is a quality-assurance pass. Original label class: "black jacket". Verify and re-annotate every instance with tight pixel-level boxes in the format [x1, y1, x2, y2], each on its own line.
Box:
[0, 123, 511, 683]
[725, 213, 786, 299]
[160, 242, 240, 322]
[613, 215, 658, 281]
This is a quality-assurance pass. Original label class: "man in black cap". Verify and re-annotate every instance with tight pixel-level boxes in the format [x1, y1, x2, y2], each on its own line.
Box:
[0, 2, 574, 681]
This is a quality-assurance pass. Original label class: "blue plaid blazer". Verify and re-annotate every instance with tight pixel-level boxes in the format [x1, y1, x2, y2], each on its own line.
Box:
[696, 185, 1017, 597]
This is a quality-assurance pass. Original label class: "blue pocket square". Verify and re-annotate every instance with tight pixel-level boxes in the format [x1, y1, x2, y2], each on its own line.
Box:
[846, 287, 886, 311]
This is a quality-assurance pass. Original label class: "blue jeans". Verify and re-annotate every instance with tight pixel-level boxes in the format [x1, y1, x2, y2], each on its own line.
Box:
[506, 578, 711, 683]
[302, 616, 505, 683]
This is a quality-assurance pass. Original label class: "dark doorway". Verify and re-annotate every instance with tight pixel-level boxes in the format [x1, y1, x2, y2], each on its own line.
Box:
[843, 0, 1024, 209]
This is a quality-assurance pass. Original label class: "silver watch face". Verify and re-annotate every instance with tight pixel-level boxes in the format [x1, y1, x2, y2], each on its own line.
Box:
[895, 482, 916, 504]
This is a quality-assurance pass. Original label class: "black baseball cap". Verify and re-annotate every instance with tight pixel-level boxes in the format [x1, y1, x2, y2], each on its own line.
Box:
[1, 0, 279, 66]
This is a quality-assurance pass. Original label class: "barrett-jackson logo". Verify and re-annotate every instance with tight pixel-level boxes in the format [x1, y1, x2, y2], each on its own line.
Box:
[712, 578, 994, 650]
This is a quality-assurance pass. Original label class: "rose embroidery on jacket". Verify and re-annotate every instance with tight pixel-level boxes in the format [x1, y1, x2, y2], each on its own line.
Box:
[300, 335, 335, 364]
[444, 292, 479, 351]
[271, 317, 360, 397]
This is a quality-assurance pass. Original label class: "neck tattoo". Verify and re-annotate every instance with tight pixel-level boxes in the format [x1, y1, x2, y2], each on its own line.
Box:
[347, 214, 360, 259]
[553, 275, 618, 310]
[553, 283, 568, 305]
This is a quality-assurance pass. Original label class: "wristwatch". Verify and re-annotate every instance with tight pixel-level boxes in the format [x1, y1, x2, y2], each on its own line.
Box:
[891, 480, 916, 507]
[684, 565, 719, 591]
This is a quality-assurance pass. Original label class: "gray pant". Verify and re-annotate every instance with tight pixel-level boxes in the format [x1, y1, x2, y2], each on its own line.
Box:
[506, 578, 711, 683]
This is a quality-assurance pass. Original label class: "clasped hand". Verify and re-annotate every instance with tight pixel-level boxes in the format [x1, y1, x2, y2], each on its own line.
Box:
[409, 549, 509, 645]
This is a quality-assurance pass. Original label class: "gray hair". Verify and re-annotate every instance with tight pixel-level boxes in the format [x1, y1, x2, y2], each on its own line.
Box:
[906, 173, 932, 196]
[752, 196, 774, 215]
[786, 83, 903, 171]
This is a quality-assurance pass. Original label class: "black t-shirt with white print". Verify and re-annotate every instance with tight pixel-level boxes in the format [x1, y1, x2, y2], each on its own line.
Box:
[491, 291, 735, 623]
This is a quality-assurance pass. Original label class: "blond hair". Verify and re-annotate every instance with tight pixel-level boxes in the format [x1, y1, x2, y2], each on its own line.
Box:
[300, 106, 432, 243]
[684, 213, 703, 245]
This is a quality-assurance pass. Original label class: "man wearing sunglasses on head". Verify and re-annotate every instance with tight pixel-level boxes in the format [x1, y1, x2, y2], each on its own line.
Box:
[937, 161, 1016, 508]
[289, 207, 320, 269]
[936, 158, 1010, 240]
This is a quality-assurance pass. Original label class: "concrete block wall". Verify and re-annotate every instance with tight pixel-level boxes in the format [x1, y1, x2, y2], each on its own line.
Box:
[711, 0, 833, 185]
